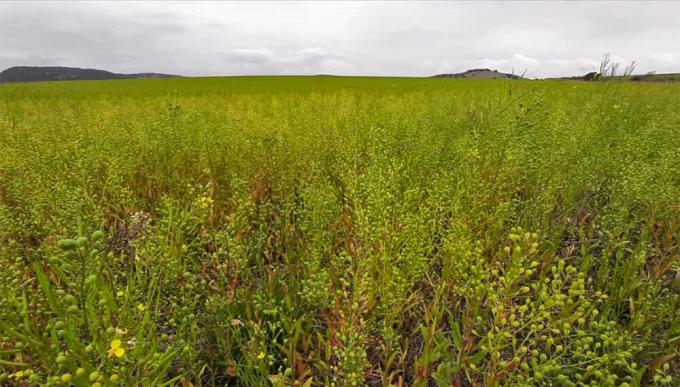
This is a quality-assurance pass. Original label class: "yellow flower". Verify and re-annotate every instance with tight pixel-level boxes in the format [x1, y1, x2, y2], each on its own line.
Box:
[107, 339, 125, 358]
[257, 351, 266, 360]
[116, 290, 124, 298]
[137, 303, 146, 312]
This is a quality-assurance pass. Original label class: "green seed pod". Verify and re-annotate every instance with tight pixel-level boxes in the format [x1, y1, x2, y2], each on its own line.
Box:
[76, 236, 88, 246]
[85, 274, 97, 286]
[57, 239, 78, 250]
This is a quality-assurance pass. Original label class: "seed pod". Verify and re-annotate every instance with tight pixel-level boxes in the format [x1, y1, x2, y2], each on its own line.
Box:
[85, 274, 97, 286]
[76, 236, 88, 247]
[57, 239, 78, 250]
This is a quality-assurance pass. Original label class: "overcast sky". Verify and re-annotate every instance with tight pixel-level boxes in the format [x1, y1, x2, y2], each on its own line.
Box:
[1, 1, 679, 78]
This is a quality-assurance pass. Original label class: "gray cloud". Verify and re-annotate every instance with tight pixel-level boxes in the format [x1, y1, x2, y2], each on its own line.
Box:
[225, 48, 355, 75]
[1, 1, 679, 78]
[0, 4, 190, 73]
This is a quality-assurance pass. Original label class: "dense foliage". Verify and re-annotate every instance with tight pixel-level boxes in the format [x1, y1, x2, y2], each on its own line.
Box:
[0, 77, 679, 386]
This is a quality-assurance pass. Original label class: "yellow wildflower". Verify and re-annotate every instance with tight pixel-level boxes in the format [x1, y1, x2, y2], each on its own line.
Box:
[257, 351, 266, 360]
[107, 339, 125, 358]
[137, 303, 146, 312]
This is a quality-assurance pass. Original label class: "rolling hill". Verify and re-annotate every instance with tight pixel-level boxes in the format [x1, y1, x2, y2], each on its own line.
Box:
[0, 66, 179, 83]
[431, 68, 524, 79]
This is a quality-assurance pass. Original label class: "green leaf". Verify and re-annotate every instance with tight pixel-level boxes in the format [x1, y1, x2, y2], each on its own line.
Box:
[32, 262, 62, 315]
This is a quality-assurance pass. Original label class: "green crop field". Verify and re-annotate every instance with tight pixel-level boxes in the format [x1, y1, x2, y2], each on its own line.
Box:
[0, 76, 679, 386]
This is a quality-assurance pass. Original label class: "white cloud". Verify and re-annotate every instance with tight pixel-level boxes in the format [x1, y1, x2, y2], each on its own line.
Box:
[225, 47, 355, 75]
[648, 53, 680, 73]
[229, 49, 276, 63]
[1, 2, 680, 77]
[479, 54, 540, 76]
[546, 58, 601, 76]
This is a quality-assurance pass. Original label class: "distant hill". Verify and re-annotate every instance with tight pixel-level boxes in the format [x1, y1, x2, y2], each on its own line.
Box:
[550, 71, 680, 83]
[0, 66, 179, 83]
[628, 73, 680, 82]
[432, 68, 524, 80]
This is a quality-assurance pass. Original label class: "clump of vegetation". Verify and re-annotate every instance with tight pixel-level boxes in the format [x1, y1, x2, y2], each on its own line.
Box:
[1, 76, 679, 385]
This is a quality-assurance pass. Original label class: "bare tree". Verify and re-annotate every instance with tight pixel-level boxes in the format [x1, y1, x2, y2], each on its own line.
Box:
[624, 61, 637, 76]
[509, 67, 527, 80]
[599, 53, 628, 78]
[609, 62, 619, 77]
[599, 53, 611, 76]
